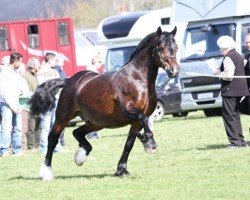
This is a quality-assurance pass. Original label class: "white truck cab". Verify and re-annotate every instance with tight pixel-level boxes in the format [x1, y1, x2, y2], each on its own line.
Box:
[172, 0, 250, 116]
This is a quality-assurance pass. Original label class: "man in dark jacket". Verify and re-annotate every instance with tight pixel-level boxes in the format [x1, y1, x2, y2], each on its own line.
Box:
[215, 36, 250, 148]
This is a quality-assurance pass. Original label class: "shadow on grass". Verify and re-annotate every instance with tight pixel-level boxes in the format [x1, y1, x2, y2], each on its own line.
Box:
[9, 173, 115, 181]
[156, 115, 210, 123]
[197, 144, 228, 150]
[198, 141, 250, 150]
[101, 133, 127, 138]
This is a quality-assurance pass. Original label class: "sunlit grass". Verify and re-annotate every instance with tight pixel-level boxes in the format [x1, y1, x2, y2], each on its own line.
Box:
[1, 111, 250, 200]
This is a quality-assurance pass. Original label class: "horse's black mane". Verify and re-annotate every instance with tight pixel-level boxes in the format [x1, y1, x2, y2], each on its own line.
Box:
[128, 31, 171, 63]
[128, 32, 156, 62]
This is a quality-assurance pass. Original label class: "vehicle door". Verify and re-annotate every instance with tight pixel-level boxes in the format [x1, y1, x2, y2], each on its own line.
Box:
[161, 77, 182, 113]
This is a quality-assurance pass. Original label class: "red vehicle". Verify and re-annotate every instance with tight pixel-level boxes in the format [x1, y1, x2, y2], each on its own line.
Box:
[0, 18, 85, 76]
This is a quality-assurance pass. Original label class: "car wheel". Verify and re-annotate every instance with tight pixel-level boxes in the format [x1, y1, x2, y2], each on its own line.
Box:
[151, 101, 165, 121]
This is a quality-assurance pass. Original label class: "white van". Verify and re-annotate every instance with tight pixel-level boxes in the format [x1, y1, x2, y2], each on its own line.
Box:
[97, 7, 186, 72]
[172, 0, 250, 116]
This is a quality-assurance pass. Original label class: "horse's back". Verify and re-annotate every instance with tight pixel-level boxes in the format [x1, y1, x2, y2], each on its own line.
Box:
[58, 70, 99, 111]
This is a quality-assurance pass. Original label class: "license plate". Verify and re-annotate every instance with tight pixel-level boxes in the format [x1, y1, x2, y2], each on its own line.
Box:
[197, 92, 213, 99]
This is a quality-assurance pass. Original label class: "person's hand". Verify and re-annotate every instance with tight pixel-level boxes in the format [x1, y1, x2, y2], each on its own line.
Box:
[212, 68, 221, 75]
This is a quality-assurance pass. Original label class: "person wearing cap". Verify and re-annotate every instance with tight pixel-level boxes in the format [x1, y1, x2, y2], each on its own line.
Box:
[215, 35, 250, 148]
[21, 57, 41, 151]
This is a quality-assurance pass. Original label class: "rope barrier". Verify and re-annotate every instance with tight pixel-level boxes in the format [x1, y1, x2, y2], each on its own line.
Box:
[182, 72, 250, 79]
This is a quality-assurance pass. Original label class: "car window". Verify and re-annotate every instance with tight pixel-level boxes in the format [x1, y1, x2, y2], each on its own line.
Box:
[156, 73, 169, 87]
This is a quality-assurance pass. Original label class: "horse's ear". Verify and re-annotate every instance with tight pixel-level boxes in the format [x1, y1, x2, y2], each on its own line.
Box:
[171, 26, 177, 36]
[156, 27, 162, 37]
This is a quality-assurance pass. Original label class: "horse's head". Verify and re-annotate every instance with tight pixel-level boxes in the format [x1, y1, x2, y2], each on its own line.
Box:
[152, 27, 179, 78]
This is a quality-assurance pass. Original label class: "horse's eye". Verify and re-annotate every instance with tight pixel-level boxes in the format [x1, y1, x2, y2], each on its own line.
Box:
[159, 47, 164, 52]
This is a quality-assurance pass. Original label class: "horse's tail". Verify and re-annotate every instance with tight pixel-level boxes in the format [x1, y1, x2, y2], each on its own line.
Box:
[29, 78, 67, 115]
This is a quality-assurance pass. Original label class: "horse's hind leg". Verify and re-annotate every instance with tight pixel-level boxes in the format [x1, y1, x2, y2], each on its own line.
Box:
[40, 120, 66, 180]
[114, 125, 139, 177]
[73, 122, 101, 166]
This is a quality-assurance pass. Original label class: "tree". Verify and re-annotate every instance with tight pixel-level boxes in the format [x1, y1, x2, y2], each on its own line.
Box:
[42, 0, 173, 28]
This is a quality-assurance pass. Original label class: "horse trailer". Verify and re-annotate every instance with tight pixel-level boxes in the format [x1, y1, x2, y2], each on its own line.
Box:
[0, 18, 86, 77]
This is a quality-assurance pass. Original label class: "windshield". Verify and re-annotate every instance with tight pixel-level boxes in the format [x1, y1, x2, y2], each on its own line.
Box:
[105, 46, 136, 72]
[74, 31, 98, 47]
[181, 23, 236, 61]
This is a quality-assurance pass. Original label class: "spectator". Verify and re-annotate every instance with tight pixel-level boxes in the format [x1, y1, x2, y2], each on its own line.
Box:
[215, 36, 250, 148]
[87, 52, 104, 74]
[0, 56, 10, 72]
[22, 57, 41, 151]
[18, 63, 31, 149]
[37, 52, 61, 154]
[0, 56, 9, 137]
[86, 53, 103, 139]
[243, 33, 250, 59]
[52, 55, 66, 146]
[18, 62, 26, 76]
[0, 52, 24, 157]
[54, 56, 66, 79]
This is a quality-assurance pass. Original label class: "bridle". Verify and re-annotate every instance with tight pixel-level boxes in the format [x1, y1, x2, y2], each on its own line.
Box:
[152, 44, 175, 73]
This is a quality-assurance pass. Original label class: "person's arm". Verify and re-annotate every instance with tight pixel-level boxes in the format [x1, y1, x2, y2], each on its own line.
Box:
[217, 57, 235, 81]
[1, 73, 21, 113]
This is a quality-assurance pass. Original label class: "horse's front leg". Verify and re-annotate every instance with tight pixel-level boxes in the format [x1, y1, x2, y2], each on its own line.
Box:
[73, 122, 101, 166]
[124, 102, 157, 154]
[115, 125, 138, 177]
[137, 113, 157, 154]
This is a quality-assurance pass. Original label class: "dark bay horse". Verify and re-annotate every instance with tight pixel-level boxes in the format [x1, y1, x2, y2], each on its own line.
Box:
[29, 26, 179, 180]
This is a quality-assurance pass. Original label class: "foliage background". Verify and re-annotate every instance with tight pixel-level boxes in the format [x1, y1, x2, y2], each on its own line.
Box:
[0, 0, 172, 28]
[64, 0, 172, 28]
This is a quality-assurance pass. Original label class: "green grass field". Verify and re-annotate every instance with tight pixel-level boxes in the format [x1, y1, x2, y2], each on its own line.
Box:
[1, 111, 250, 200]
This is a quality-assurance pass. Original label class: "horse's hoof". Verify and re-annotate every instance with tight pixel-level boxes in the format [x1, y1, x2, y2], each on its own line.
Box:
[145, 147, 157, 154]
[39, 163, 54, 181]
[143, 138, 157, 154]
[114, 166, 130, 177]
[74, 147, 88, 166]
[114, 170, 130, 177]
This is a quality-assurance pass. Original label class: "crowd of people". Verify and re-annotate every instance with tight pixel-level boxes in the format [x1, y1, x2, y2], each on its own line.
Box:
[0, 52, 67, 157]
[0, 51, 104, 157]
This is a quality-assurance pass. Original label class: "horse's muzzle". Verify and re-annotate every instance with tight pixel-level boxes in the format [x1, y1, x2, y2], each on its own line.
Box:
[166, 66, 179, 78]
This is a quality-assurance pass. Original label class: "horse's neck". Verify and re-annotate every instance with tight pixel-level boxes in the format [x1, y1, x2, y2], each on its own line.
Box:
[133, 56, 159, 84]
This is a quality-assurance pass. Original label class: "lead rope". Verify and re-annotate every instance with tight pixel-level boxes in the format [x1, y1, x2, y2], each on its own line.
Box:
[182, 72, 250, 79]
